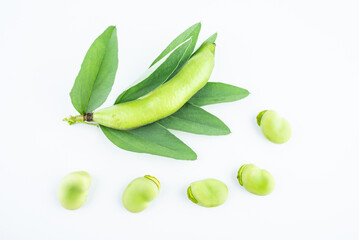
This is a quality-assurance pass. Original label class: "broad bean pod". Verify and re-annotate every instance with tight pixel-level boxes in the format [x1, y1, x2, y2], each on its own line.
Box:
[86, 43, 215, 130]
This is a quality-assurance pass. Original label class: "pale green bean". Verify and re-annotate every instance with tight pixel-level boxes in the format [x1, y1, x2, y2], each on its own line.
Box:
[187, 178, 228, 207]
[122, 175, 160, 213]
[58, 171, 91, 210]
[237, 164, 275, 196]
[257, 110, 291, 144]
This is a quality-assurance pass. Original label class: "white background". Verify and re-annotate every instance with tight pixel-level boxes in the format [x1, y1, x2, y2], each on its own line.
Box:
[1, 0, 358, 239]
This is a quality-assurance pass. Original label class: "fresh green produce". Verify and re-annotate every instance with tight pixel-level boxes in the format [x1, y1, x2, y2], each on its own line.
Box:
[158, 102, 230, 135]
[90, 43, 215, 130]
[189, 82, 249, 106]
[237, 164, 275, 196]
[257, 110, 291, 144]
[58, 171, 92, 210]
[116, 38, 193, 104]
[122, 175, 160, 213]
[101, 123, 197, 160]
[187, 178, 228, 207]
[70, 26, 118, 114]
[64, 23, 249, 160]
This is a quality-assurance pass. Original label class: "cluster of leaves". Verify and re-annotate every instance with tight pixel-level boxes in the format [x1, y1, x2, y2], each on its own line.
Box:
[69, 23, 249, 160]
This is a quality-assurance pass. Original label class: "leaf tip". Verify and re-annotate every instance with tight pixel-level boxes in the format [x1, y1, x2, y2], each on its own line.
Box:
[195, 21, 202, 30]
[188, 152, 198, 161]
[226, 129, 232, 135]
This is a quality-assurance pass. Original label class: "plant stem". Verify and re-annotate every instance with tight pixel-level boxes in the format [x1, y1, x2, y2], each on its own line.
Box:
[63, 115, 98, 126]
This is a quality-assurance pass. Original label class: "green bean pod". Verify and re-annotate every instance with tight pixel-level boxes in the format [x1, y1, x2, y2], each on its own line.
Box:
[58, 171, 92, 210]
[122, 175, 160, 213]
[89, 43, 215, 130]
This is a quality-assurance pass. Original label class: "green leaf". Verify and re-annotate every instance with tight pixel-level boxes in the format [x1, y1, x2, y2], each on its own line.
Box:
[70, 26, 118, 114]
[194, 32, 217, 54]
[202, 32, 218, 45]
[150, 22, 201, 68]
[100, 123, 197, 160]
[158, 103, 231, 136]
[189, 82, 250, 106]
[115, 38, 192, 104]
